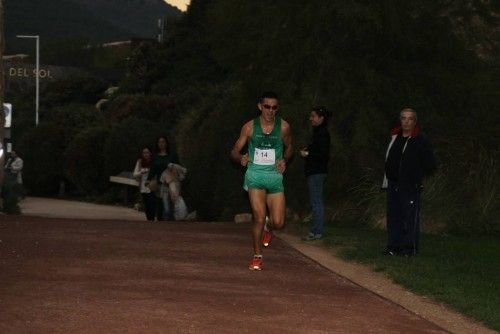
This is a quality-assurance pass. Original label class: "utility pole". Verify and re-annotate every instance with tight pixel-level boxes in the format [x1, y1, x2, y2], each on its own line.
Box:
[157, 18, 166, 43]
[0, 0, 6, 187]
[0, 0, 5, 132]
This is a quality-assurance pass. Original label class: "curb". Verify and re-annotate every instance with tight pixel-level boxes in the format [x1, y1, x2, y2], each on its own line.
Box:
[277, 232, 497, 334]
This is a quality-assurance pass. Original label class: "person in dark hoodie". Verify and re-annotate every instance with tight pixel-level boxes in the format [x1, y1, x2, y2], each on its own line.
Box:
[382, 107, 436, 256]
[300, 106, 331, 241]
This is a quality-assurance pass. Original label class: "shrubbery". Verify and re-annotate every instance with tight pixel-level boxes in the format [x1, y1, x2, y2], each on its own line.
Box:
[44, 103, 105, 141]
[9, 0, 499, 234]
[64, 126, 110, 195]
[104, 95, 177, 124]
[1, 175, 23, 214]
[16, 103, 105, 196]
[42, 77, 107, 108]
[103, 117, 170, 177]
[17, 123, 66, 195]
[151, 0, 499, 233]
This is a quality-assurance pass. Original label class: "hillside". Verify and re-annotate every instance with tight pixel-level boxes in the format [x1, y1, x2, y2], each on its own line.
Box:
[4, 0, 181, 52]
[72, 0, 182, 39]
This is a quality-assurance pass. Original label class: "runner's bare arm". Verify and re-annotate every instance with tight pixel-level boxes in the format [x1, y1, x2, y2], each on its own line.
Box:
[231, 121, 253, 166]
[282, 120, 293, 162]
[276, 120, 293, 173]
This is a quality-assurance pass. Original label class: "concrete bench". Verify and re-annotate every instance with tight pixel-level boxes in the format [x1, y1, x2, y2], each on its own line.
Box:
[109, 172, 139, 204]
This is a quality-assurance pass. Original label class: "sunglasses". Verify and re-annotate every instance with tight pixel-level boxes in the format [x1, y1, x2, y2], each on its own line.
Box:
[262, 104, 279, 110]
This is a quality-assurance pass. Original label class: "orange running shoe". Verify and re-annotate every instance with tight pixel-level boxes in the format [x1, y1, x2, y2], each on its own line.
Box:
[249, 256, 263, 270]
[262, 230, 273, 247]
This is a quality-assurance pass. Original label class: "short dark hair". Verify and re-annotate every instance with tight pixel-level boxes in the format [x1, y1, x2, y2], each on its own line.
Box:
[312, 105, 331, 122]
[259, 91, 278, 103]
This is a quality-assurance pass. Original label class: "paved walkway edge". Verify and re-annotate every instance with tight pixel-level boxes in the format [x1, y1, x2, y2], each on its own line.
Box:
[19, 197, 144, 221]
[277, 232, 497, 334]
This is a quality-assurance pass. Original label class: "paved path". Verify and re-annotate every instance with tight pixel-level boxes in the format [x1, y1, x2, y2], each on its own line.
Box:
[19, 197, 144, 220]
[1, 197, 495, 333]
[1, 216, 445, 333]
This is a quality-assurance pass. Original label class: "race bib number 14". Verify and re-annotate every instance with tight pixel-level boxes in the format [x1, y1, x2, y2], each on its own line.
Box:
[254, 148, 276, 165]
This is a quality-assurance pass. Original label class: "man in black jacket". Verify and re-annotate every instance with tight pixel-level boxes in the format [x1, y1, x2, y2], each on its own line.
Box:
[382, 108, 436, 256]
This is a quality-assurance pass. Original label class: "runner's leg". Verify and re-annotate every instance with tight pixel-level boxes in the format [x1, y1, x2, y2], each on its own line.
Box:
[266, 192, 286, 230]
[249, 189, 268, 255]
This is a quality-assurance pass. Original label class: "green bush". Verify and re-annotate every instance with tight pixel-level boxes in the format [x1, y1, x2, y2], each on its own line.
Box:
[43, 103, 105, 142]
[165, 0, 500, 228]
[175, 84, 270, 220]
[15, 103, 106, 196]
[63, 126, 109, 195]
[345, 146, 500, 236]
[1, 175, 23, 214]
[42, 77, 107, 108]
[17, 123, 65, 195]
[103, 118, 168, 178]
[105, 94, 177, 124]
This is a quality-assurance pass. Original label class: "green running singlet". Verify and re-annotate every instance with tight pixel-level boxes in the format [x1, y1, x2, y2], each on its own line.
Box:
[244, 117, 284, 194]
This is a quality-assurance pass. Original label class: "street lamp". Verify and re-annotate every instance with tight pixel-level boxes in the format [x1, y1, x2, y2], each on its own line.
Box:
[16, 35, 39, 126]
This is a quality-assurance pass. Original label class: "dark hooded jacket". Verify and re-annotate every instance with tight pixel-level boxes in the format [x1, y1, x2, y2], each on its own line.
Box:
[382, 125, 436, 189]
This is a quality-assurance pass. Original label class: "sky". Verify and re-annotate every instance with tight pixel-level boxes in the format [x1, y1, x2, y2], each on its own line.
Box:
[165, 0, 190, 12]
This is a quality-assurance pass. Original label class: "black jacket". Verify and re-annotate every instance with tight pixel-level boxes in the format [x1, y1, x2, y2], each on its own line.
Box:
[304, 124, 331, 176]
[383, 126, 436, 189]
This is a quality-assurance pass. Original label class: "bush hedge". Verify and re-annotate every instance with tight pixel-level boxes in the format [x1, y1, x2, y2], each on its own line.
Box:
[64, 126, 110, 195]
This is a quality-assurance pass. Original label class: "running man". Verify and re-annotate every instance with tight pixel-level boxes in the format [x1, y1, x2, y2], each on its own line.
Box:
[231, 92, 293, 270]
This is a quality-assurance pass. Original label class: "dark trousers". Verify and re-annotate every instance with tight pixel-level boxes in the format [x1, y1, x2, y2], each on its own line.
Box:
[386, 181, 421, 255]
[307, 174, 327, 235]
[155, 195, 173, 221]
[141, 192, 156, 221]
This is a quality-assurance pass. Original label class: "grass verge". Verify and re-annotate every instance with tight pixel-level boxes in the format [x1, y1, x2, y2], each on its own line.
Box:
[290, 222, 500, 331]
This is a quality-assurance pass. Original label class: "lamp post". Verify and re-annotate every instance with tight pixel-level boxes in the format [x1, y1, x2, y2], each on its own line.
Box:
[16, 34, 39, 126]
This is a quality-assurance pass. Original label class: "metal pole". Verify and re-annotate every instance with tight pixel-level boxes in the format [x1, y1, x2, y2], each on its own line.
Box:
[35, 36, 39, 126]
[16, 35, 40, 126]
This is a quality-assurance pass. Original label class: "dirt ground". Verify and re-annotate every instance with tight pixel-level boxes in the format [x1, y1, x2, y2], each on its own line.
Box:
[0, 216, 447, 333]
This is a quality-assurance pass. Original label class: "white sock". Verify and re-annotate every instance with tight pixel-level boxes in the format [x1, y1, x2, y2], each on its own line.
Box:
[264, 216, 270, 231]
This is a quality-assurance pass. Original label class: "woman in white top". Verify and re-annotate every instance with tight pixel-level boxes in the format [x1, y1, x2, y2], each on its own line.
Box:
[6, 150, 23, 184]
[133, 147, 156, 221]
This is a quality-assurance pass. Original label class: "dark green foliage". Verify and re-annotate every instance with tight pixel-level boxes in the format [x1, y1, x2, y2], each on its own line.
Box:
[105, 95, 176, 124]
[91, 45, 131, 70]
[1, 176, 22, 214]
[119, 44, 159, 94]
[42, 77, 107, 108]
[64, 126, 109, 195]
[175, 84, 256, 219]
[17, 123, 65, 195]
[122, 0, 499, 230]
[103, 118, 168, 178]
[8, 0, 499, 229]
[14, 103, 104, 196]
[42, 103, 105, 143]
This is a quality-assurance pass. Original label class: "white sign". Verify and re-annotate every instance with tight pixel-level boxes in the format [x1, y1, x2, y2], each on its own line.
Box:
[3, 103, 12, 128]
[253, 148, 276, 165]
[8, 67, 53, 79]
